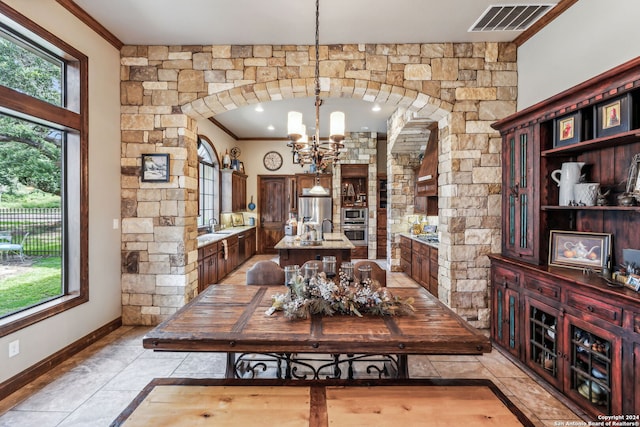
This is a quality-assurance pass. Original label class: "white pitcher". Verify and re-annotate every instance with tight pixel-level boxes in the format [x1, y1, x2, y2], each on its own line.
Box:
[551, 162, 585, 206]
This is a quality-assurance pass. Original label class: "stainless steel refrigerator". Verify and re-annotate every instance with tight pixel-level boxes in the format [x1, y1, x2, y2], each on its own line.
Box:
[298, 195, 333, 237]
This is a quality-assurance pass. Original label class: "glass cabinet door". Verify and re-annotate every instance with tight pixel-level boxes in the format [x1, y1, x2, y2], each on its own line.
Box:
[526, 302, 560, 384]
[569, 323, 618, 415]
[502, 127, 537, 263]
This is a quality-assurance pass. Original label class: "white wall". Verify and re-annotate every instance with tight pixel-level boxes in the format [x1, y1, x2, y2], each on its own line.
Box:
[518, 0, 640, 110]
[0, 0, 121, 383]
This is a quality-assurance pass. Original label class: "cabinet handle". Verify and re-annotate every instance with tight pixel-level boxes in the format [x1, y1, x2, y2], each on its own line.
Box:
[510, 184, 519, 196]
[587, 306, 594, 312]
[537, 287, 543, 293]
[502, 279, 508, 289]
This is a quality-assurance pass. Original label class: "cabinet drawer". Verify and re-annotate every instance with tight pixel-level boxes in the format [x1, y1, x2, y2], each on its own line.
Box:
[634, 313, 640, 335]
[200, 242, 218, 258]
[492, 265, 519, 288]
[567, 292, 622, 326]
[523, 275, 560, 301]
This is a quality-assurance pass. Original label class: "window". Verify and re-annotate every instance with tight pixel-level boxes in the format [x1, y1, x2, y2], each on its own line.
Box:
[197, 135, 220, 228]
[0, 4, 88, 336]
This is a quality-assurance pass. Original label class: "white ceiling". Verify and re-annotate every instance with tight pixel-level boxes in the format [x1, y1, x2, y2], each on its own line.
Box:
[74, 0, 560, 140]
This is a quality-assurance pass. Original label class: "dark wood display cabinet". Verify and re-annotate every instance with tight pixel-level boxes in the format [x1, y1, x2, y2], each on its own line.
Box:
[490, 58, 640, 419]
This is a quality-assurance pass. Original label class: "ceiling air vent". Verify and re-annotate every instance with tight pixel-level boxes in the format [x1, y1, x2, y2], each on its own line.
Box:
[469, 4, 554, 32]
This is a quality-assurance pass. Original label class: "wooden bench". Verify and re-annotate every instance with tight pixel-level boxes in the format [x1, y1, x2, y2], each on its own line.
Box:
[111, 378, 534, 427]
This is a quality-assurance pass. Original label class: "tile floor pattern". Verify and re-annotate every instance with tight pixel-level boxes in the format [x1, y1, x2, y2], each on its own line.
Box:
[0, 255, 588, 426]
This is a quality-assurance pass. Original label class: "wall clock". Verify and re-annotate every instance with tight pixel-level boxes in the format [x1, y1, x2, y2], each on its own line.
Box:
[263, 151, 283, 171]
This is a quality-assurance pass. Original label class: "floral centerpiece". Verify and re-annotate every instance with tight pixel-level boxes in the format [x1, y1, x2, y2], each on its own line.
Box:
[267, 270, 415, 319]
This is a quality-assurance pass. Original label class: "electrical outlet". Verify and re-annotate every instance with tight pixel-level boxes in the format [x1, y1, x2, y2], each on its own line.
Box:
[8, 340, 19, 358]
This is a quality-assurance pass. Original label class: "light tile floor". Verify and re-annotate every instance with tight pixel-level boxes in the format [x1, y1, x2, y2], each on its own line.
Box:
[0, 255, 587, 426]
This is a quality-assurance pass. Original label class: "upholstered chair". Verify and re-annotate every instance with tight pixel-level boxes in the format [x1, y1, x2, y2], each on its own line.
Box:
[246, 260, 285, 286]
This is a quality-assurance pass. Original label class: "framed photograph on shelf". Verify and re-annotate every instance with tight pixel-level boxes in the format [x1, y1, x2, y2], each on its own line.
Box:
[553, 111, 581, 147]
[595, 94, 630, 138]
[239, 161, 245, 174]
[548, 230, 612, 271]
[141, 153, 170, 182]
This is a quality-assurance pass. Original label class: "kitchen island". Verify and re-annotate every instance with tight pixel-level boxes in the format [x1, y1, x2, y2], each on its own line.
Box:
[274, 233, 355, 267]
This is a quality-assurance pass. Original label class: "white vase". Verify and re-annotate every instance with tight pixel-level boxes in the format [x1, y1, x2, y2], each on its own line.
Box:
[551, 162, 585, 206]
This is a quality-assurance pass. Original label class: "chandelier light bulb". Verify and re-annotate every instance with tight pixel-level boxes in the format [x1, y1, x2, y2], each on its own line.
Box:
[330, 111, 345, 142]
[287, 111, 303, 141]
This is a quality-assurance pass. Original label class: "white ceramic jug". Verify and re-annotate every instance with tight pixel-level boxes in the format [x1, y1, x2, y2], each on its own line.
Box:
[551, 162, 585, 206]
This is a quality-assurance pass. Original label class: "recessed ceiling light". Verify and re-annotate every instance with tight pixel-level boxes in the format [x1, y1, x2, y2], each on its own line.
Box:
[255, 105, 264, 112]
[372, 104, 381, 112]
[267, 125, 275, 131]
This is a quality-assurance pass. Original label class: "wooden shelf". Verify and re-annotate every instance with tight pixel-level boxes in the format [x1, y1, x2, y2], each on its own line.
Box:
[542, 129, 640, 157]
[541, 205, 640, 212]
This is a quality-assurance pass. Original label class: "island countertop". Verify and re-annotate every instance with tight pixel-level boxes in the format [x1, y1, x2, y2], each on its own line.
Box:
[274, 233, 355, 250]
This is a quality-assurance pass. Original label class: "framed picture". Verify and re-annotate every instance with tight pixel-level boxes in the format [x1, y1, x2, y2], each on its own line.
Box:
[548, 230, 611, 271]
[141, 153, 170, 182]
[239, 161, 245, 173]
[553, 111, 581, 147]
[627, 274, 640, 292]
[626, 153, 640, 197]
[596, 94, 630, 138]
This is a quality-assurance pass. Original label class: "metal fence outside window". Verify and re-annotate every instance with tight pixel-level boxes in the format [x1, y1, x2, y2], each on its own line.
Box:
[0, 208, 62, 257]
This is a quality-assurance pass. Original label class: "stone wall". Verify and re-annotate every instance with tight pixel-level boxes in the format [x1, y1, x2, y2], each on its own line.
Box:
[119, 42, 516, 328]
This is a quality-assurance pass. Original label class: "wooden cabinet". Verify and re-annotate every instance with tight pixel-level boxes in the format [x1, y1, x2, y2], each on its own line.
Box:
[429, 247, 438, 297]
[231, 172, 247, 212]
[490, 255, 637, 418]
[490, 263, 521, 359]
[296, 173, 332, 196]
[197, 242, 218, 293]
[500, 126, 539, 264]
[237, 228, 256, 264]
[404, 236, 438, 297]
[400, 236, 412, 276]
[490, 58, 640, 418]
[222, 169, 247, 212]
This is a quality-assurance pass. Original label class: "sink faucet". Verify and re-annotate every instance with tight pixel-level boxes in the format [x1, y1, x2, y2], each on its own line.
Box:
[322, 218, 333, 233]
[209, 218, 218, 232]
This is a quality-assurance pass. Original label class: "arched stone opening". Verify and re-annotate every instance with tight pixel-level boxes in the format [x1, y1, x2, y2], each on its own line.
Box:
[120, 42, 516, 328]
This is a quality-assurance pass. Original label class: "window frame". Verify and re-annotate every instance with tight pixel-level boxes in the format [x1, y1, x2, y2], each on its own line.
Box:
[0, 3, 88, 338]
[197, 135, 221, 228]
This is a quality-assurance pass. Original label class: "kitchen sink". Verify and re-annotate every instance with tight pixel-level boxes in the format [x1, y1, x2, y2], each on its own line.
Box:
[323, 238, 343, 242]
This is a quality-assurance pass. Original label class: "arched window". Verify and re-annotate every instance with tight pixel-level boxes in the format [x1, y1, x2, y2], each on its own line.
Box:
[197, 136, 220, 227]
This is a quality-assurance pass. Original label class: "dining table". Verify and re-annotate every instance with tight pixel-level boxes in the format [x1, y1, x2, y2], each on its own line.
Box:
[143, 284, 491, 379]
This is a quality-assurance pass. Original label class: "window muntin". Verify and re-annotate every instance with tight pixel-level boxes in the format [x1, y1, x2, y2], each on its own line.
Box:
[197, 136, 220, 228]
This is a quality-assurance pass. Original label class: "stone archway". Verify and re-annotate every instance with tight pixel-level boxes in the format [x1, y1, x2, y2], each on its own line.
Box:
[120, 42, 517, 328]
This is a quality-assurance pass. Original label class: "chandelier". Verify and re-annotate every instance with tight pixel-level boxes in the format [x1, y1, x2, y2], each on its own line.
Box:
[287, 0, 345, 171]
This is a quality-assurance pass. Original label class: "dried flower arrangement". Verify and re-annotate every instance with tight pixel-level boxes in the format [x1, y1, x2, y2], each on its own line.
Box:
[267, 270, 415, 319]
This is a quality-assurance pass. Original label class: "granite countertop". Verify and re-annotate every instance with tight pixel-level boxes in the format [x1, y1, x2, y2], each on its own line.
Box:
[274, 233, 355, 250]
[197, 225, 255, 248]
[399, 232, 439, 249]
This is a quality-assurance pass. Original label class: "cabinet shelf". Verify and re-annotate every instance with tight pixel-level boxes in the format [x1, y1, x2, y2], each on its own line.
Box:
[542, 129, 640, 157]
[541, 205, 640, 212]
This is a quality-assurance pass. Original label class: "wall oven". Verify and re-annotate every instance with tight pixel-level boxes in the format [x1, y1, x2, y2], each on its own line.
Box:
[341, 208, 368, 246]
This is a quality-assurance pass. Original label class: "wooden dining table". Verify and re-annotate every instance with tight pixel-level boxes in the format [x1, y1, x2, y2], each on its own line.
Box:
[143, 284, 491, 379]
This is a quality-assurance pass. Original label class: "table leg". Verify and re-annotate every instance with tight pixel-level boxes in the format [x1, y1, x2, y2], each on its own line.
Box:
[397, 354, 409, 379]
[225, 352, 236, 378]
